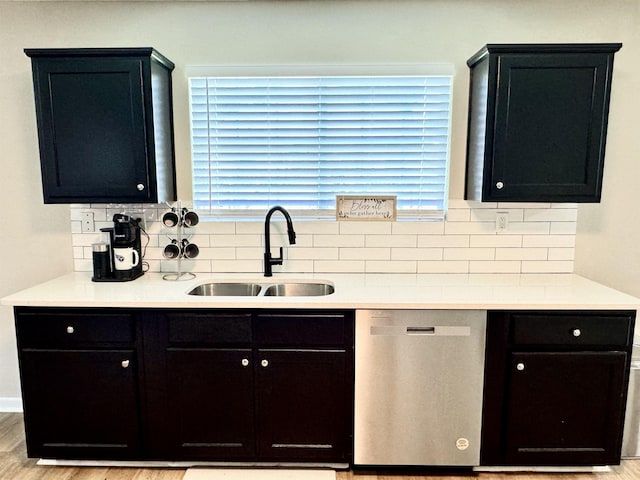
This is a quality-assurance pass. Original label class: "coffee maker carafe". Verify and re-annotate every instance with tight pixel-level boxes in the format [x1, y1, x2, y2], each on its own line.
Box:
[93, 214, 144, 282]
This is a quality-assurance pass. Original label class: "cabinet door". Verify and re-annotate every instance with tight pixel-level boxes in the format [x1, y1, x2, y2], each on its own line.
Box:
[255, 350, 349, 462]
[489, 52, 613, 202]
[19, 349, 139, 459]
[504, 351, 627, 465]
[31, 57, 152, 203]
[165, 348, 255, 460]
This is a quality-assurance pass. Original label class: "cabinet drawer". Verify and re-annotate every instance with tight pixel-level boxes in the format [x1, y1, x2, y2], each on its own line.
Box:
[510, 311, 634, 347]
[16, 309, 134, 347]
[168, 312, 252, 345]
[254, 312, 349, 347]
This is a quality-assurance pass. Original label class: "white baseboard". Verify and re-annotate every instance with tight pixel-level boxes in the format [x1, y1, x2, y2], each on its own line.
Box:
[0, 397, 23, 412]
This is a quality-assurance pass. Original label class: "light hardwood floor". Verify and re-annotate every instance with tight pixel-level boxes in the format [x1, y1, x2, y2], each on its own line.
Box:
[2, 413, 640, 480]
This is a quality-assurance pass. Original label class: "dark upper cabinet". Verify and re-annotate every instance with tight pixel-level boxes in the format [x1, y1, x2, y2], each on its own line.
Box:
[465, 44, 621, 203]
[24, 48, 177, 204]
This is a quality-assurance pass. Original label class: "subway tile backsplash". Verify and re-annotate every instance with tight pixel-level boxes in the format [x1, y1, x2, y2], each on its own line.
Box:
[69, 200, 577, 275]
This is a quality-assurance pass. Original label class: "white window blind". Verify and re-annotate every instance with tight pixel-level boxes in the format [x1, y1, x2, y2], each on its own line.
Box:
[189, 73, 452, 217]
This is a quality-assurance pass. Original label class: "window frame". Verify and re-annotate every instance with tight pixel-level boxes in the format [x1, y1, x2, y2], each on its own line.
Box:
[186, 63, 455, 220]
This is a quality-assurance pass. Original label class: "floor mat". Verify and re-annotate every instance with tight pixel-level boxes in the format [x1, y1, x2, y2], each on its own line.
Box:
[183, 468, 336, 480]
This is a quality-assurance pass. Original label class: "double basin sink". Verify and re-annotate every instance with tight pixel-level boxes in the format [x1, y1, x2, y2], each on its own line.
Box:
[188, 281, 335, 297]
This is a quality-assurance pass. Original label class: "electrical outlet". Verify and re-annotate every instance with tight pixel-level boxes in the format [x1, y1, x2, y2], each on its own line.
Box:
[496, 212, 509, 232]
[128, 211, 146, 231]
[81, 212, 95, 233]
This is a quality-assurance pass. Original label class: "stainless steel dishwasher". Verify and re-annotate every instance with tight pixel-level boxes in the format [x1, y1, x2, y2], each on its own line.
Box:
[354, 309, 487, 466]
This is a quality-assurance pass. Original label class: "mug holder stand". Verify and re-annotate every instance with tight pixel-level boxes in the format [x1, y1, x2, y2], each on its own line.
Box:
[163, 203, 197, 282]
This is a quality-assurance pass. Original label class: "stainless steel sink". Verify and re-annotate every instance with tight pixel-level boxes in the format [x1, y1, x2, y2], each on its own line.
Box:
[188, 282, 262, 296]
[263, 282, 335, 297]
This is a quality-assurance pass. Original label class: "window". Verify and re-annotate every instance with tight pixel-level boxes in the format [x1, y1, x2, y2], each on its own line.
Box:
[189, 67, 453, 218]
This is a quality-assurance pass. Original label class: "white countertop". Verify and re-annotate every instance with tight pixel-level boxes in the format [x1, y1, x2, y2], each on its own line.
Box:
[2, 272, 639, 311]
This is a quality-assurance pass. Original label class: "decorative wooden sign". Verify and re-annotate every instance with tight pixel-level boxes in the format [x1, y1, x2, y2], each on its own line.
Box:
[336, 195, 397, 221]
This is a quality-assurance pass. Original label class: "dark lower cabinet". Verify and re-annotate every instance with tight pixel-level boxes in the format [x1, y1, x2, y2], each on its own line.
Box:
[14, 307, 141, 460]
[141, 309, 354, 463]
[504, 351, 627, 465]
[165, 348, 255, 459]
[20, 350, 140, 460]
[256, 350, 348, 460]
[482, 310, 635, 466]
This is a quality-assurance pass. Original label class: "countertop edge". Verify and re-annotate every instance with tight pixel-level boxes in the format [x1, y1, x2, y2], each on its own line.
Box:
[2, 272, 640, 312]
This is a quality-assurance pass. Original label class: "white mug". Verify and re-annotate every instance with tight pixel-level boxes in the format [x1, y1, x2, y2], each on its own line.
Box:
[113, 247, 140, 271]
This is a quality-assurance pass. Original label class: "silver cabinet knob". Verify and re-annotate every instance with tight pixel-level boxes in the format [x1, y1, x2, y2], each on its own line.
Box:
[66, 326, 74, 334]
[496, 181, 504, 190]
[573, 328, 581, 337]
[261, 359, 269, 367]
[241, 358, 249, 367]
[121, 360, 130, 368]
[516, 363, 525, 371]
[136, 183, 145, 191]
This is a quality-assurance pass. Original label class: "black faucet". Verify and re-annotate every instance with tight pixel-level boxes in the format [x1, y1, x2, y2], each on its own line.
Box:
[264, 206, 296, 277]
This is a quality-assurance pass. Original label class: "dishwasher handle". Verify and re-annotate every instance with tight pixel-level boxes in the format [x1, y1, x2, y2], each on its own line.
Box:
[370, 325, 471, 337]
[406, 326, 436, 335]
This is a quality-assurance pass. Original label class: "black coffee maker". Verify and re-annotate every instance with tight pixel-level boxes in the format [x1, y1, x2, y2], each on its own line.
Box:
[93, 214, 144, 282]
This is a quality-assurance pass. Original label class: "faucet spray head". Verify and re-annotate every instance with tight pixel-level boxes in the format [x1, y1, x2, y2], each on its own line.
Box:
[287, 226, 297, 245]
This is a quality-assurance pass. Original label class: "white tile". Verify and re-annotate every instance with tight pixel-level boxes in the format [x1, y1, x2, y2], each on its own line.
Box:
[523, 235, 576, 248]
[524, 208, 578, 222]
[291, 234, 313, 247]
[548, 248, 575, 261]
[339, 221, 392, 235]
[445, 209, 470, 222]
[186, 234, 211, 248]
[235, 221, 263, 234]
[522, 260, 574, 273]
[418, 235, 469, 248]
[72, 233, 102, 247]
[496, 248, 548, 261]
[392, 248, 442, 261]
[314, 260, 365, 273]
[314, 234, 365, 248]
[550, 222, 577, 234]
[366, 234, 417, 248]
[470, 235, 522, 248]
[449, 199, 497, 209]
[444, 222, 495, 235]
[70, 221, 82, 234]
[503, 222, 551, 235]
[418, 260, 469, 273]
[294, 221, 340, 235]
[469, 261, 521, 274]
[289, 247, 340, 260]
[471, 208, 524, 223]
[211, 259, 262, 273]
[74, 246, 85, 259]
[392, 221, 444, 235]
[365, 260, 416, 274]
[144, 246, 165, 260]
[144, 234, 160, 248]
[444, 247, 495, 261]
[195, 221, 236, 235]
[278, 260, 315, 273]
[198, 247, 238, 260]
[211, 234, 261, 247]
[340, 247, 390, 260]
